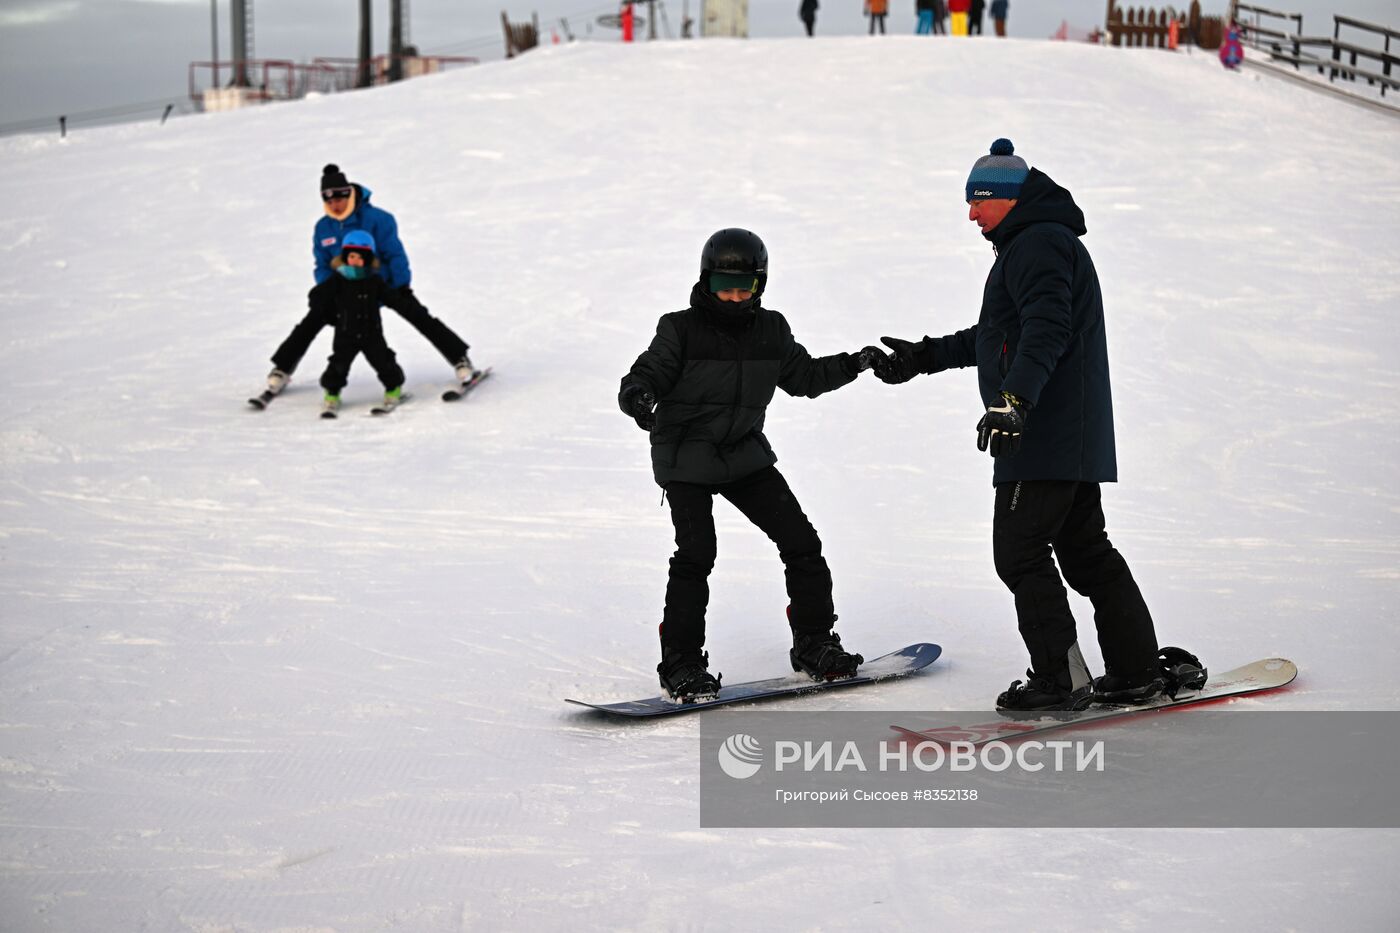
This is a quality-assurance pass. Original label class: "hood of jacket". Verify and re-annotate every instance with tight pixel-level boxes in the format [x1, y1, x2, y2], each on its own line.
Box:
[324, 183, 376, 223]
[329, 253, 382, 274]
[988, 168, 1087, 247]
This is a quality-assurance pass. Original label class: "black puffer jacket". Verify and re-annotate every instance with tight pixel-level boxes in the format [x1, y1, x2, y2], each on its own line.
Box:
[309, 261, 413, 340]
[917, 168, 1118, 485]
[622, 284, 858, 486]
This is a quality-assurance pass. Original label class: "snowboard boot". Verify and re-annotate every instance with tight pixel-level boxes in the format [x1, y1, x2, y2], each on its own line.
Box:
[1158, 646, 1207, 698]
[996, 671, 1094, 711]
[384, 386, 404, 405]
[1092, 667, 1166, 705]
[321, 393, 341, 415]
[455, 354, 479, 383]
[267, 368, 290, 394]
[657, 648, 722, 703]
[790, 629, 864, 681]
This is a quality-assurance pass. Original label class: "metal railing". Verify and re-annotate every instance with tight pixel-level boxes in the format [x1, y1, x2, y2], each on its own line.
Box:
[1231, 3, 1399, 97]
[187, 54, 480, 110]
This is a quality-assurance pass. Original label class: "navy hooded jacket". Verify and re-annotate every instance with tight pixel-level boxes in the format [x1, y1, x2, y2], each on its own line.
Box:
[918, 168, 1118, 485]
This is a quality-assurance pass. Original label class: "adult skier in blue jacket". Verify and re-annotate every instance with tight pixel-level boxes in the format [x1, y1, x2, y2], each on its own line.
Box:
[263, 164, 479, 394]
[875, 139, 1204, 711]
[311, 177, 412, 288]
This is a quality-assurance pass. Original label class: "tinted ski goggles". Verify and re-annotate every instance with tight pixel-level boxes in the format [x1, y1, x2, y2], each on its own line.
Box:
[709, 272, 760, 293]
[321, 186, 353, 202]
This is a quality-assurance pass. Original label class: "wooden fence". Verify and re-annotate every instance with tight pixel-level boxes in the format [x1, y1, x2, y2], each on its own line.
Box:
[501, 11, 541, 58]
[1106, 0, 1225, 49]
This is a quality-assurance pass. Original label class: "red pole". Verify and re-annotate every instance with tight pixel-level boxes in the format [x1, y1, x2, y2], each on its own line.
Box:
[622, 2, 634, 42]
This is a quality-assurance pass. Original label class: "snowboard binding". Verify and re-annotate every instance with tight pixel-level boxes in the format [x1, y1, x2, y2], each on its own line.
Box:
[657, 649, 722, 703]
[1159, 646, 1207, 699]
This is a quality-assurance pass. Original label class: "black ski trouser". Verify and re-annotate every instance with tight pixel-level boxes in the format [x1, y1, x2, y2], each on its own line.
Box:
[319, 327, 405, 395]
[992, 480, 1159, 688]
[272, 285, 468, 373]
[661, 466, 834, 654]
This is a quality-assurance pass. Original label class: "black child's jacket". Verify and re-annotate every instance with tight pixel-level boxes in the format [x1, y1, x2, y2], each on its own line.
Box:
[622, 283, 858, 487]
[309, 257, 416, 341]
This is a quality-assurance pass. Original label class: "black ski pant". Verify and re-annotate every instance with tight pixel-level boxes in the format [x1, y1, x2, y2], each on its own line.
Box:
[661, 466, 834, 654]
[273, 285, 467, 374]
[319, 327, 404, 395]
[992, 480, 1159, 688]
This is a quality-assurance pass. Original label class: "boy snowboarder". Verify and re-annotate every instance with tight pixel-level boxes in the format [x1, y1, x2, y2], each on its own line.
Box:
[618, 228, 882, 702]
[315, 231, 409, 415]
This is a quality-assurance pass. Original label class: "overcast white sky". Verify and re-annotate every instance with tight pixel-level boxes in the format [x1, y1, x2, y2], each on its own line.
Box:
[1, 0, 1395, 128]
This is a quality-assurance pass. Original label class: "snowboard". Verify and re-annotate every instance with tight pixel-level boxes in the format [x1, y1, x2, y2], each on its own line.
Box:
[565, 643, 942, 718]
[443, 367, 492, 402]
[889, 657, 1298, 747]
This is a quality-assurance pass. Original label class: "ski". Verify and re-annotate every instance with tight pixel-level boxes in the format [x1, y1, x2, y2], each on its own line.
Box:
[247, 389, 279, 410]
[370, 392, 411, 416]
[443, 367, 492, 402]
[566, 643, 942, 718]
[889, 657, 1297, 747]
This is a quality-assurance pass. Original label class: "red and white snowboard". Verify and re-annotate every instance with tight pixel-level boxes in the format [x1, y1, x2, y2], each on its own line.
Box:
[891, 657, 1297, 747]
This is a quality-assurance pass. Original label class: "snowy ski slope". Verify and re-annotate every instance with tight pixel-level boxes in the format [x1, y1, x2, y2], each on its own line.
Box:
[1, 36, 1398, 931]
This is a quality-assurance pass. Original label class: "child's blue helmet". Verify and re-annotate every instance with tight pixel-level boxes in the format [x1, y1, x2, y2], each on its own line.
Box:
[341, 230, 376, 256]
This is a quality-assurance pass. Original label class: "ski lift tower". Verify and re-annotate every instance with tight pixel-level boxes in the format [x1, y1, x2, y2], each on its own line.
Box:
[230, 0, 253, 87]
[202, 0, 258, 110]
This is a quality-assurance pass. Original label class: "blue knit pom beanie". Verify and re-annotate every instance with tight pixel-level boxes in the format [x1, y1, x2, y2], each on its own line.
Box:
[966, 138, 1029, 201]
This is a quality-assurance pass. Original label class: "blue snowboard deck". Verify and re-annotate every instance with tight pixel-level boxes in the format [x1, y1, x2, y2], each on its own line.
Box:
[565, 643, 942, 718]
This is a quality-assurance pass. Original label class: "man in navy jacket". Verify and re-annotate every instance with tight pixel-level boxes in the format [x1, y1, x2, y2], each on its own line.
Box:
[264, 164, 478, 393]
[876, 139, 1203, 710]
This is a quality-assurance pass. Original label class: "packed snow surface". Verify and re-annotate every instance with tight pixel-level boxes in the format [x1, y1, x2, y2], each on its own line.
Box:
[1, 36, 1398, 931]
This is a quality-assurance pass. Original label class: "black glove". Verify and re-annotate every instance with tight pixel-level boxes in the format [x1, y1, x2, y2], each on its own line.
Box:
[976, 391, 1029, 457]
[876, 336, 924, 385]
[855, 345, 896, 381]
[618, 383, 657, 431]
[845, 346, 886, 377]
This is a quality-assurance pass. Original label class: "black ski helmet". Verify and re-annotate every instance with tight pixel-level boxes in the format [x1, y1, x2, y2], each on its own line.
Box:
[700, 228, 767, 297]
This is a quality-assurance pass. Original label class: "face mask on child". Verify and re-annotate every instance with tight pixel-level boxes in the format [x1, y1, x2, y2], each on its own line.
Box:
[337, 264, 370, 281]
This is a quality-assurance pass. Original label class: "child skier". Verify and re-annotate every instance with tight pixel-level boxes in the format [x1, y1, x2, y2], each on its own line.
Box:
[618, 228, 883, 702]
[315, 230, 408, 415]
[1220, 23, 1244, 70]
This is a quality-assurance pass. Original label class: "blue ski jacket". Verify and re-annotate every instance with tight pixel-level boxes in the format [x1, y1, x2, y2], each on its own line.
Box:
[312, 184, 412, 289]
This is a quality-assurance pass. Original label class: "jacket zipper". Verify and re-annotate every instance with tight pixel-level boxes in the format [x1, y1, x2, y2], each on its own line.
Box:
[731, 330, 746, 446]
